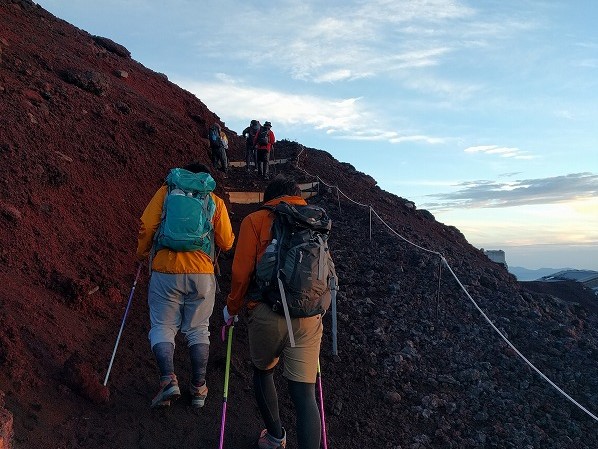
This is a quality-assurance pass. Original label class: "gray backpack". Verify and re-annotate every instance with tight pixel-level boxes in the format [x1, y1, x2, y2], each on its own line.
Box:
[254, 202, 337, 318]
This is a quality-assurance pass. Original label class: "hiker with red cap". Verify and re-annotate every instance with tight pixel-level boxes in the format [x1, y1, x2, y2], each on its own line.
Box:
[253, 121, 275, 179]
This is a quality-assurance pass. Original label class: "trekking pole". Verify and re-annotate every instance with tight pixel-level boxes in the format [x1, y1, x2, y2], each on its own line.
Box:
[103, 263, 143, 386]
[317, 360, 329, 449]
[214, 248, 222, 294]
[331, 278, 338, 356]
[219, 323, 234, 449]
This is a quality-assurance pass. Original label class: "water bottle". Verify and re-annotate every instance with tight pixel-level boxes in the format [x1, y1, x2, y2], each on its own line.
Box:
[259, 239, 278, 287]
[265, 238, 278, 254]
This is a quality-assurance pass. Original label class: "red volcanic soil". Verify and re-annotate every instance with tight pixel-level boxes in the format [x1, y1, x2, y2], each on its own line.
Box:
[1, 1, 597, 448]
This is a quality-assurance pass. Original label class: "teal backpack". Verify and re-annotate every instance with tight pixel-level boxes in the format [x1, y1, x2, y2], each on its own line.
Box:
[154, 168, 217, 257]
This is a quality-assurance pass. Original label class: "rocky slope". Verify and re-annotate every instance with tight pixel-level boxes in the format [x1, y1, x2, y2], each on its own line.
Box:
[0, 1, 596, 448]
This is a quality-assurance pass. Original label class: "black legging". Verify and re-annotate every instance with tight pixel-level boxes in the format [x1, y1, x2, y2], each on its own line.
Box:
[253, 367, 321, 449]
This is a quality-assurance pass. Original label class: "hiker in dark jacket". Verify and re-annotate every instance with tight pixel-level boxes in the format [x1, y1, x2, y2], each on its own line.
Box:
[224, 175, 323, 449]
[208, 123, 229, 174]
[253, 121, 275, 179]
[242, 119, 260, 172]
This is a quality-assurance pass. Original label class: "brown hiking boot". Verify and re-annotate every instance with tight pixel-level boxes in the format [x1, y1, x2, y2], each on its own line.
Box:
[257, 428, 286, 449]
[189, 382, 208, 408]
[150, 374, 181, 408]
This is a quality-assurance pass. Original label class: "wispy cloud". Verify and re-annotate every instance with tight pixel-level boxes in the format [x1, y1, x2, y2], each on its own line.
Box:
[178, 77, 446, 145]
[424, 172, 598, 210]
[178, 78, 364, 131]
[464, 144, 535, 160]
[169, 0, 542, 144]
[192, 0, 531, 94]
[578, 59, 598, 68]
[554, 109, 574, 120]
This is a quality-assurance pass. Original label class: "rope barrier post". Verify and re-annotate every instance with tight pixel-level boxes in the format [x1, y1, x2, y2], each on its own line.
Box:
[336, 186, 341, 214]
[435, 255, 443, 323]
[331, 277, 338, 356]
[369, 206, 372, 241]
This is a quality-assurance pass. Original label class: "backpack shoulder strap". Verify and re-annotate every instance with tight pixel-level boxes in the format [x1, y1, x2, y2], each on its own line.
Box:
[203, 193, 217, 261]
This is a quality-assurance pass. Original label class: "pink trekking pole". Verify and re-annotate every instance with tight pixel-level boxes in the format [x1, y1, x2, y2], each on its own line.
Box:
[103, 263, 143, 386]
[219, 323, 234, 449]
[317, 360, 328, 449]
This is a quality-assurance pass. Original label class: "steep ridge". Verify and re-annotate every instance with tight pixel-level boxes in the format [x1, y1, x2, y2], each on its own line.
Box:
[0, 1, 596, 448]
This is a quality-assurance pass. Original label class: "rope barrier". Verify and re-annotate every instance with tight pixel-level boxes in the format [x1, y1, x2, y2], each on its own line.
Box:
[370, 208, 441, 256]
[287, 155, 598, 423]
[442, 257, 598, 422]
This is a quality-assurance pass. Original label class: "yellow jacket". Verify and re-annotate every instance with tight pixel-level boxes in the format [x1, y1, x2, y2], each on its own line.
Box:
[220, 131, 229, 150]
[226, 195, 306, 315]
[137, 185, 234, 273]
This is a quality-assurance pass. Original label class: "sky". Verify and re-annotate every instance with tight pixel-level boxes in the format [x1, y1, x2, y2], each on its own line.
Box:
[35, 0, 598, 270]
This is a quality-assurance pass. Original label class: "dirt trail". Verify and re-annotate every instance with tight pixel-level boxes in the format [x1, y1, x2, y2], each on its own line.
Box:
[1, 1, 597, 448]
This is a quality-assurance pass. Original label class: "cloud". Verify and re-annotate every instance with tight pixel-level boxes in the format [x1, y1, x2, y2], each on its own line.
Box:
[424, 172, 598, 210]
[190, 0, 530, 95]
[177, 77, 446, 145]
[178, 77, 366, 130]
[578, 59, 598, 68]
[464, 144, 535, 160]
[313, 69, 367, 83]
[554, 109, 574, 120]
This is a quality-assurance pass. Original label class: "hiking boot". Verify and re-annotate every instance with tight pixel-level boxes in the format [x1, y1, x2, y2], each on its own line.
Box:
[189, 382, 208, 408]
[151, 375, 181, 408]
[257, 428, 286, 449]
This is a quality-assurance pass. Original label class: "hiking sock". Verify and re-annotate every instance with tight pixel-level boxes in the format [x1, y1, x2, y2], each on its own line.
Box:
[288, 380, 321, 449]
[152, 342, 175, 377]
[189, 343, 209, 387]
[253, 367, 283, 439]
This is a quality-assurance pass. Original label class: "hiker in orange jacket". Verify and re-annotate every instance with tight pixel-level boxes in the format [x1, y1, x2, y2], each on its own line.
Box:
[224, 175, 323, 449]
[253, 121, 275, 180]
[137, 162, 235, 409]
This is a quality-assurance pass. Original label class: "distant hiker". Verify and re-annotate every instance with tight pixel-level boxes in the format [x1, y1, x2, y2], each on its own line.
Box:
[208, 123, 229, 174]
[253, 121, 275, 179]
[224, 175, 336, 449]
[137, 162, 235, 409]
[242, 119, 260, 172]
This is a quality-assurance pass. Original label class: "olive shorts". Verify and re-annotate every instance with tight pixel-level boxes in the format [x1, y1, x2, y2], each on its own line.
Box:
[248, 303, 323, 383]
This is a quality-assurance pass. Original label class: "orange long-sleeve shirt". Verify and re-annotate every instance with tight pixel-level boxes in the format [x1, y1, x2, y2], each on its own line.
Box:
[137, 185, 234, 273]
[226, 195, 306, 315]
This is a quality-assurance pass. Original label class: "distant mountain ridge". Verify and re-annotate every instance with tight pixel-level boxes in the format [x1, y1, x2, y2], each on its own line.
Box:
[509, 266, 572, 281]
